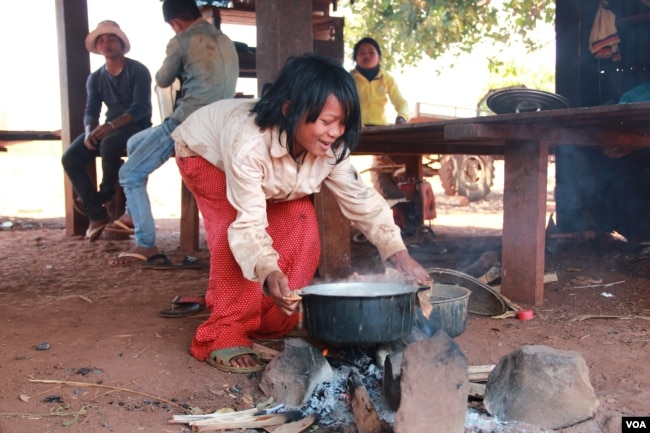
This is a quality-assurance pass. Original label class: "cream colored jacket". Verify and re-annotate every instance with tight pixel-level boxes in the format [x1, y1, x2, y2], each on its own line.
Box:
[171, 98, 405, 284]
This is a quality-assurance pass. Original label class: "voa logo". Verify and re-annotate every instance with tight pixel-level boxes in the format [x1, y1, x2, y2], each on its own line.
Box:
[622, 417, 650, 432]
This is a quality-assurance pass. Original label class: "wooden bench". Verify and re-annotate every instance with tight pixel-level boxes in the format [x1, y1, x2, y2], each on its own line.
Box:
[0, 130, 61, 151]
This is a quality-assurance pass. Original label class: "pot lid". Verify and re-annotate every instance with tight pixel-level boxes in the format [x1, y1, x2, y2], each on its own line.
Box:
[486, 88, 571, 114]
[426, 268, 507, 316]
[301, 282, 417, 297]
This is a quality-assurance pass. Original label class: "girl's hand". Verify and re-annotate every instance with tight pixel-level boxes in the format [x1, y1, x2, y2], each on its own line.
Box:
[388, 250, 431, 285]
[264, 270, 301, 315]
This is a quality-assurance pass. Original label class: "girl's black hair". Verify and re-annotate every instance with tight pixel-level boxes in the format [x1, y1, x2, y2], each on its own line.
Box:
[353, 37, 382, 61]
[162, 0, 201, 23]
[250, 54, 361, 164]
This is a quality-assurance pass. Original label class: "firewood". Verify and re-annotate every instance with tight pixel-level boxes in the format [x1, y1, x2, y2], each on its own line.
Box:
[468, 364, 495, 382]
[468, 382, 486, 399]
[190, 411, 304, 432]
[265, 414, 317, 432]
[346, 371, 389, 433]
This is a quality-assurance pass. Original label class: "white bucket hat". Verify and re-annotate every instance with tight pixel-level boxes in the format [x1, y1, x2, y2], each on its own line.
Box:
[85, 20, 130, 54]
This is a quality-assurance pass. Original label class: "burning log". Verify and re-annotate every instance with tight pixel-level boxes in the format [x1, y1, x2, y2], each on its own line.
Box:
[346, 370, 391, 433]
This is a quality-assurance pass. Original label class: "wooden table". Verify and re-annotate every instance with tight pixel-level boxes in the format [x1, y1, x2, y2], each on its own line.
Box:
[317, 101, 650, 305]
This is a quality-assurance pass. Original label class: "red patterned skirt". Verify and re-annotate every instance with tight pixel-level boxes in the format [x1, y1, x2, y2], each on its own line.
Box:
[176, 156, 321, 361]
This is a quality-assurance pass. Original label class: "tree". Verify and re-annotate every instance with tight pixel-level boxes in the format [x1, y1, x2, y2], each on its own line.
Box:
[343, 0, 555, 72]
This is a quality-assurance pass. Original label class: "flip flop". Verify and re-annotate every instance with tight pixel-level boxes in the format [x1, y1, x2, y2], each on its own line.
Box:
[109, 251, 148, 266]
[153, 256, 202, 270]
[207, 347, 267, 374]
[104, 219, 134, 235]
[140, 253, 172, 269]
[85, 219, 108, 242]
[159, 295, 206, 318]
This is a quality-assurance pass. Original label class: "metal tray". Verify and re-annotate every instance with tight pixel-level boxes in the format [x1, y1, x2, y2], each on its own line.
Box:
[487, 88, 571, 114]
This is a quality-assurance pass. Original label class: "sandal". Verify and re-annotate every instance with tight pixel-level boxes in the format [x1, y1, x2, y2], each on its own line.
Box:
[207, 347, 267, 374]
[153, 255, 202, 270]
[159, 295, 206, 318]
[85, 218, 109, 242]
[140, 253, 172, 269]
[104, 219, 134, 235]
[108, 251, 149, 266]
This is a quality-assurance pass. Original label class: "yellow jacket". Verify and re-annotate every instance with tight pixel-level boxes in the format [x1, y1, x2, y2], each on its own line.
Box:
[351, 68, 409, 126]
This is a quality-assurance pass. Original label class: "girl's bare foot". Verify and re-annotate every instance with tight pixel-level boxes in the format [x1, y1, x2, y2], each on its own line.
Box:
[229, 354, 262, 368]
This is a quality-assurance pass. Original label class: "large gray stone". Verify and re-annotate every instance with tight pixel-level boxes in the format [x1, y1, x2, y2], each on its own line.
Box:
[393, 331, 468, 433]
[484, 344, 599, 430]
[259, 338, 333, 407]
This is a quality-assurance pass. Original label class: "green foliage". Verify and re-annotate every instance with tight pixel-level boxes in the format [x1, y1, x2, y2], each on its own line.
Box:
[344, 0, 555, 72]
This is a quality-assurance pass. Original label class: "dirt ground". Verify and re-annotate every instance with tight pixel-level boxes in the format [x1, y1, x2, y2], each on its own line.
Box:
[1, 143, 649, 433]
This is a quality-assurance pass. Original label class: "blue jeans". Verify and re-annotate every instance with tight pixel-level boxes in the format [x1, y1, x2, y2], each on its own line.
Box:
[119, 119, 179, 248]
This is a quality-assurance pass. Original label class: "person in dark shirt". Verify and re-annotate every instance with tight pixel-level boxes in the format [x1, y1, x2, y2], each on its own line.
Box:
[61, 20, 152, 242]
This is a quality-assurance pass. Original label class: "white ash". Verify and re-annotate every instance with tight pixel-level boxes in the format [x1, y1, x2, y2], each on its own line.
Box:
[299, 363, 397, 427]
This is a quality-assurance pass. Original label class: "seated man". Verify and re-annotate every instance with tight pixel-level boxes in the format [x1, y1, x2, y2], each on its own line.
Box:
[61, 20, 152, 241]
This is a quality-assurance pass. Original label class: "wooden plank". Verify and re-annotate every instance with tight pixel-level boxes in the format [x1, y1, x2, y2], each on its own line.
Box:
[0, 130, 61, 141]
[500, 140, 548, 305]
[179, 181, 199, 252]
[444, 123, 650, 149]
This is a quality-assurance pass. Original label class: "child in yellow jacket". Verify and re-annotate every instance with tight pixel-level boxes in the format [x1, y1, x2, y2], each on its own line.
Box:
[350, 37, 409, 126]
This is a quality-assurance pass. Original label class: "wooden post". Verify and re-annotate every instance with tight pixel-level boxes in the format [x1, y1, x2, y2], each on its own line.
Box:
[55, 0, 90, 236]
[314, 184, 351, 279]
[500, 140, 548, 305]
[255, 0, 313, 95]
[180, 181, 199, 251]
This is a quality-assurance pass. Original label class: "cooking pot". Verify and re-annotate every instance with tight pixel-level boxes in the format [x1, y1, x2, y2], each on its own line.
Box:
[300, 282, 418, 344]
[414, 284, 471, 338]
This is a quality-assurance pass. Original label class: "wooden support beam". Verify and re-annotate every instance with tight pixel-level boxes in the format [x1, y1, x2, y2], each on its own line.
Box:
[255, 0, 313, 96]
[56, 0, 90, 237]
[314, 184, 351, 279]
[500, 140, 548, 305]
[179, 182, 199, 251]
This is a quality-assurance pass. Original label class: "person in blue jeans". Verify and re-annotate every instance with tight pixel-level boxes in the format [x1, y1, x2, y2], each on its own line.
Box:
[61, 20, 152, 242]
[108, 0, 238, 265]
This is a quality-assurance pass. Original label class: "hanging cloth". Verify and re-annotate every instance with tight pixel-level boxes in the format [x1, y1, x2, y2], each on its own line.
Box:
[589, 4, 622, 62]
